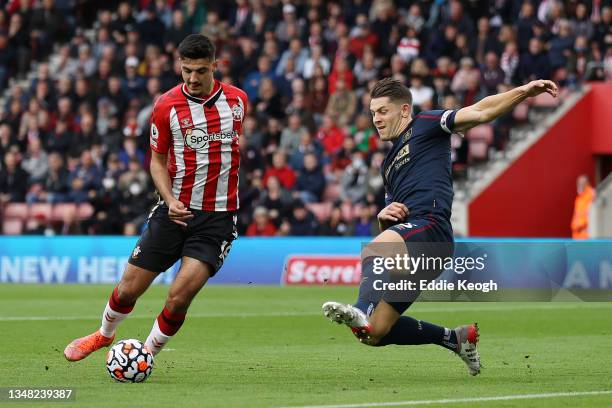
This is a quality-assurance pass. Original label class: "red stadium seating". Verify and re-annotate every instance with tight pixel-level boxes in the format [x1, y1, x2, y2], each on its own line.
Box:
[51, 203, 78, 222]
[341, 202, 354, 222]
[531, 92, 560, 109]
[468, 141, 489, 162]
[2, 218, 23, 235]
[3, 203, 29, 220]
[29, 203, 53, 221]
[466, 124, 494, 144]
[77, 203, 95, 220]
[513, 102, 530, 123]
[306, 202, 332, 222]
[322, 182, 341, 202]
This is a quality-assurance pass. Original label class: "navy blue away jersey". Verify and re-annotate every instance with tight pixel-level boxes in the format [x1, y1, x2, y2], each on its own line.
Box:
[382, 109, 457, 223]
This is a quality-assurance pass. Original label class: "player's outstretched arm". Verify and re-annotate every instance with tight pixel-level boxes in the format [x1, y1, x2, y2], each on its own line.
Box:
[453, 79, 558, 132]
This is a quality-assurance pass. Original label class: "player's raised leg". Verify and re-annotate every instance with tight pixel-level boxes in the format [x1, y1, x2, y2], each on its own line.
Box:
[323, 228, 481, 375]
[144, 256, 211, 355]
[64, 263, 158, 361]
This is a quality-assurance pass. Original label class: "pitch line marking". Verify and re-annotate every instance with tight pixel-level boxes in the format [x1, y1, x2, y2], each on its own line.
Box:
[280, 390, 612, 408]
[1, 302, 611, 321]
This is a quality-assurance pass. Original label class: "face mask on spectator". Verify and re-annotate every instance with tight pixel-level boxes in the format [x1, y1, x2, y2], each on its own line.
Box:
[103, 177, 115, 190]
[130, 182, 143, 196]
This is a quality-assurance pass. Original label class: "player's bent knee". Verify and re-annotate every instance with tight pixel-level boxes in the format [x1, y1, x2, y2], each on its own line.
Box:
[372, 229, 405, 244]
[115, 282, 139, 304]
[165, 292, 192, 314]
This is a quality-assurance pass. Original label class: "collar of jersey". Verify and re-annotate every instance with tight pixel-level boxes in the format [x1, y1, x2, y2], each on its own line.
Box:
[181, 81, 222, 107]
[393, 119, 414, 147]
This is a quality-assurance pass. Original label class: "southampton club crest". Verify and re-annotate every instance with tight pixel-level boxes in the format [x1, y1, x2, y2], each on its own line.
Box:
[232, 104, 244, 122]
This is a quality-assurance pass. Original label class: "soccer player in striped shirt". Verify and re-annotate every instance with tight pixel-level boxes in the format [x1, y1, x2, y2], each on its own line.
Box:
[64, 34, 248, 360]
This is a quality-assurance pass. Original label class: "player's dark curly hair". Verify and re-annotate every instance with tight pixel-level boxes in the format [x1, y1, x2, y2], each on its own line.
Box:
[178, 34, 216, 61]
[370, 77, 412, 105]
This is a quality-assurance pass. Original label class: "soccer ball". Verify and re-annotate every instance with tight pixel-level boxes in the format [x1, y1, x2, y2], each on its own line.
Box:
[106, 339, 154, 383]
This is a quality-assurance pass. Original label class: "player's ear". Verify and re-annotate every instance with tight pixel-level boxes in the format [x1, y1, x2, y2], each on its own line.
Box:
[401, 103, 411, 118]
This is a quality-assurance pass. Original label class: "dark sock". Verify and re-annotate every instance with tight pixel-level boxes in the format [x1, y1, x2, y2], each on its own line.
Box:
[377, 316, 458, 351]
[353, 256, 382, 317]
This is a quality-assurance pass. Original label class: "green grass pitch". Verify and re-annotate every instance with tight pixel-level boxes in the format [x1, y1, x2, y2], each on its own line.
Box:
[1, 284, 611, 407]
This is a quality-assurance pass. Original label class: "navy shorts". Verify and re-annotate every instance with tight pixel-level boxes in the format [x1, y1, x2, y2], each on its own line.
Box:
[358, 216, 454, 315]
[128, 203, 238, 275]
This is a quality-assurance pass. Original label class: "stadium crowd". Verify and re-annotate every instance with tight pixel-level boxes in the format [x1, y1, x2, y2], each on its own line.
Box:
[0, 0, 610, 236]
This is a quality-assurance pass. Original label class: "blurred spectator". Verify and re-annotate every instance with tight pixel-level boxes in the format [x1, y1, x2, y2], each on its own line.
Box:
[295, 153, 326, 203]
[22, 137, 48, 184]
[410, 75, 434, 108]
[67, 150, 102, 203]
[482, 52, 505, 95]
[244, 54, 276, 100]
[264, 150, 296, 190]
[519, 38, 551, 81]
[350, 113, 376, 152]
[288, 199, 318, 236]
[325, 79, 357, 127]
[0, 151, 28, 203]
[26, 152, 69, 204]
[253, 77, 284, 120]
[340, 152, 368, 204]
[280, 113, 307, 153]
[117, 158, 151, 229]
[319, 206, 349, 236]
[365, 151, 385, 207]
[276, 38, 308, 77]
[246, 206, 277, 236]
[571, 175, 595, 239]
[349, 204, 377, 236]
[288, 130, 323, 171]
[316, 115, 345, 155]
[302, 44, 330, 79]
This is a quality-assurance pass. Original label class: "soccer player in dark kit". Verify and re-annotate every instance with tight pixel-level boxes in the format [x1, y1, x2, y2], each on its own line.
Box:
[64, 34, 248, 360]
[323, 77, 557, 375]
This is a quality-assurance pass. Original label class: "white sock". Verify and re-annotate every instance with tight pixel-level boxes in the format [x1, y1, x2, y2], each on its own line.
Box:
[144, 319, 172, 356]
[99, 302, 130, 338]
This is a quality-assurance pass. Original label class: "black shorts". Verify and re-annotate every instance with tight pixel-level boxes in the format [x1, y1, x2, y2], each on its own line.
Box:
[358, 216, 454, 315]
[128, 203, 238, 275]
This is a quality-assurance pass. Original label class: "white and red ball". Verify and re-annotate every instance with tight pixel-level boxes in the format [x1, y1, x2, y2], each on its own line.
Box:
[106, 339, 154, 383]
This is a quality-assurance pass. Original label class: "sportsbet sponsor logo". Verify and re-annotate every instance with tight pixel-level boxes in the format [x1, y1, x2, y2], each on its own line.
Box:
[184, 128, 238, 149]
[283, 255, 361, 285]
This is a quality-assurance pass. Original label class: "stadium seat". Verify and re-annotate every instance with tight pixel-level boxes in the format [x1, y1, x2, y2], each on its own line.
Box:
[468, 141, 489, 162]
[322, 182, 341, 202]
[29, 203, 53, 221]
[466, 124, 494, 144]
[513, 102, 530, 123]
[341, 202, 354, 222]
[306, 202, 332, 222]
[51, 203, 78, 222]
[3, 203, 29, 220]
[558, 87, 570, 101]
[2, 218, 23, 235]
[531, 92, 559, 109]
[77, 203, 95, 220]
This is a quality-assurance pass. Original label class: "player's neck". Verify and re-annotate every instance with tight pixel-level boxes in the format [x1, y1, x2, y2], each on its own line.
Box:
[391, 117, 413, 140]
[183, 80, 217, 99]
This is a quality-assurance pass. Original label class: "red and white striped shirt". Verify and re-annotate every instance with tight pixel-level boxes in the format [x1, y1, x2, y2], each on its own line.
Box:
[149, 81, 248, 212]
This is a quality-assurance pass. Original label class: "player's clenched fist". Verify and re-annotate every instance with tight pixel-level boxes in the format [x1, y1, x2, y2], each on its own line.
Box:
[168, 199, 194, 227]
[377, 202, 409, 223]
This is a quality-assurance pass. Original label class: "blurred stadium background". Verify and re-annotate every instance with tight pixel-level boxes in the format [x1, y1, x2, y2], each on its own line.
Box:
[0, 0, 610, 239]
